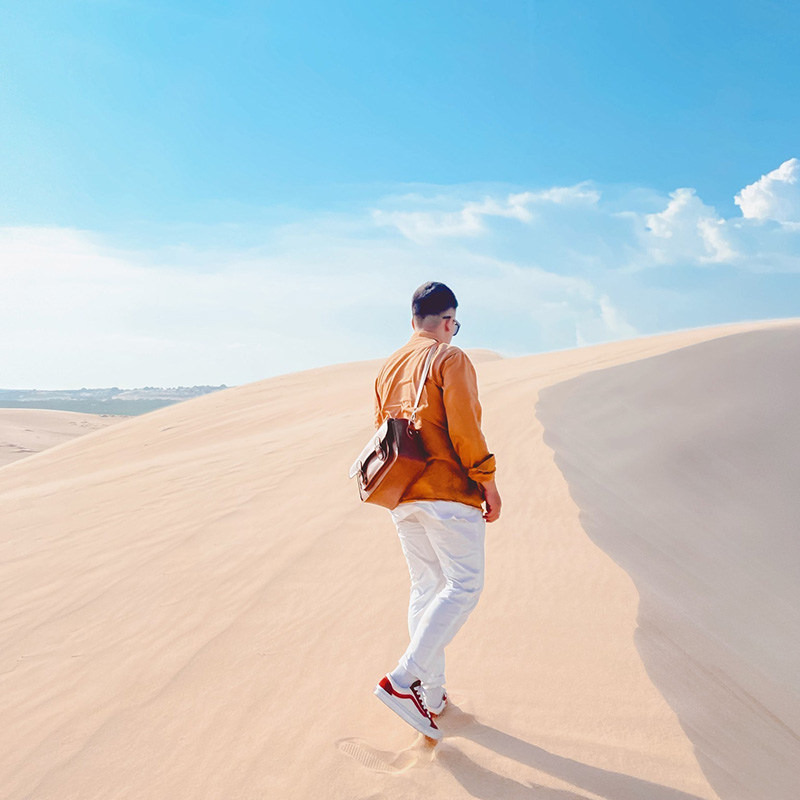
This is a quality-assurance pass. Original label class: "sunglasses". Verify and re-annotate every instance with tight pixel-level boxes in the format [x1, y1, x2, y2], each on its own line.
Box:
[442, 315, 461, 336]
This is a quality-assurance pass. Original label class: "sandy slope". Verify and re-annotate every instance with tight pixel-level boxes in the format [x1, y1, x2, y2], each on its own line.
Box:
[0, 409, 126, 468]
[1, 319, 797, 800]
[537, 327, 800, 800]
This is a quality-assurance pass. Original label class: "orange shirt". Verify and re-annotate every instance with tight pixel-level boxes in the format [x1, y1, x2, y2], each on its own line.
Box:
[374, 330, 496, 509]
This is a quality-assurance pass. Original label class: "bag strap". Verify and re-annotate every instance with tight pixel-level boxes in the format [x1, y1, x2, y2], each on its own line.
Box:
[409, 343, 440, 425]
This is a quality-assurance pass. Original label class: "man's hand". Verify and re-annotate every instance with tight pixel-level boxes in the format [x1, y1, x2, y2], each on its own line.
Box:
[481, 479, 502, 523]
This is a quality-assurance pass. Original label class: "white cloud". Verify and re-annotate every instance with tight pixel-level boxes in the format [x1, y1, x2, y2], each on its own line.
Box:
[372, 182, 600, 243]
[3, 163, 800, 388]
[516, 182, 602, 206]
[599, 294, 638, 338]
[0, 226, 393, 387]
[735, 158, 800, 223]
[644, 188, 737, 264]
[0, 220, 636, 388]
[444, 255, 636, 355]
[372, 192, 534, 242]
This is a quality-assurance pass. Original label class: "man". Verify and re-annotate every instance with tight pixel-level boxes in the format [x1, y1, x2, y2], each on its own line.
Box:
[372, 281, 501, 741]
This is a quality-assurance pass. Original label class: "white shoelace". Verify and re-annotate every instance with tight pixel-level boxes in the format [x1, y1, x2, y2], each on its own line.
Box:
[410, 682, 433, 719]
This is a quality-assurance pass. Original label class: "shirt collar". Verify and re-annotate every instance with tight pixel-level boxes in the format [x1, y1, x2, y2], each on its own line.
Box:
[411, 329, 443, 343]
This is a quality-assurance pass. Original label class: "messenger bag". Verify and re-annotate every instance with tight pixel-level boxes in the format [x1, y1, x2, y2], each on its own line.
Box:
[349, 342, 439, 509]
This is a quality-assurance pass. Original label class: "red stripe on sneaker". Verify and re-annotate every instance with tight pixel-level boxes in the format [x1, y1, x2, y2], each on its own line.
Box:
[378, 677, 439, 730]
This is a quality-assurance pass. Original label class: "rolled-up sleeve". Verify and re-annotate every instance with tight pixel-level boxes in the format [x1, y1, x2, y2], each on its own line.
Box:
[441, 350, 496, 483]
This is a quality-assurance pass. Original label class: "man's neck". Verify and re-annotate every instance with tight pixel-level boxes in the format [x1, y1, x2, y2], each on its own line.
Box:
[412, 329, 443, 343]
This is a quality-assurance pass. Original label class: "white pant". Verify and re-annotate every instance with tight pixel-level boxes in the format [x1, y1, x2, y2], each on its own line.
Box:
[390, 500, 486, 687]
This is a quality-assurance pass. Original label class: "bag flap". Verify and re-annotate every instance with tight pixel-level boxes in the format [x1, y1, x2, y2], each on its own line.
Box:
[349, 419, 390, 479]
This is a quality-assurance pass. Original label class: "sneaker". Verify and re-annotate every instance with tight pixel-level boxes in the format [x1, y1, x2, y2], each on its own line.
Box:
[424, 687, 448, 718]
[374, 675, 442, 741]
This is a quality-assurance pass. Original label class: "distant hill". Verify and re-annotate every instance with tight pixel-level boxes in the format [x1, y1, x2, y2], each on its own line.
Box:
[0, 385, 230, 416]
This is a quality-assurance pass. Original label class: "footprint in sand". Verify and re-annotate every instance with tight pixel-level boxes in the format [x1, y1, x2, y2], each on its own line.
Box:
[336, 736, 436, 773]
[337, 701, 478, 773]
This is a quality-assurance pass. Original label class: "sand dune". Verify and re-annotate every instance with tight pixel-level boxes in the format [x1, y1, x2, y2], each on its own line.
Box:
[537, 327, 800, 800]
[0, 409, 126, 468]
[1, 319, 797, 800]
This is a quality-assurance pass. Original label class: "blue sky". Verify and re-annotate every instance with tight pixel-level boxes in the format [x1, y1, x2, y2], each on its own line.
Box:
[1, 1, 799, 388]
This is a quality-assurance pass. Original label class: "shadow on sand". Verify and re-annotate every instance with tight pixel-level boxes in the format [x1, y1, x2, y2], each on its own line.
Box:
[436, 705, 707, 800]
[536, 328, 800, 800]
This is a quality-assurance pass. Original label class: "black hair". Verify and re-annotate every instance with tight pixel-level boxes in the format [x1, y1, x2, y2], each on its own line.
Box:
[412, 281, 458, 320]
